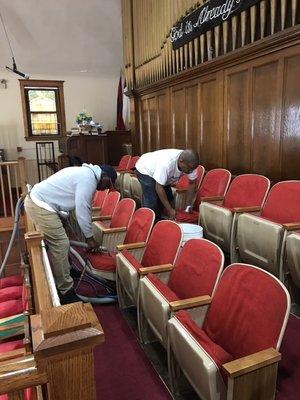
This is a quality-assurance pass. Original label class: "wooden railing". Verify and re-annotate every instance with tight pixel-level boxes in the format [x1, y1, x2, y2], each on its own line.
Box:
[0, 213, 105, 399]
[0, 157, 27, 218]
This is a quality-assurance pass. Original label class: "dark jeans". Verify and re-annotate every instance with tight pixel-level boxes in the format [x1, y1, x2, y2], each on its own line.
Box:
[136, 170, 174, 222]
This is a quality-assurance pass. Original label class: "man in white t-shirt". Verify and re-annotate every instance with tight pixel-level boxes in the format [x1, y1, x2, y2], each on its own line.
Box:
[135, 149, 199, 221]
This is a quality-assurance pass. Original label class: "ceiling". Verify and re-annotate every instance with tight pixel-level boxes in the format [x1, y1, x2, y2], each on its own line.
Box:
[0, 0, 123, 77]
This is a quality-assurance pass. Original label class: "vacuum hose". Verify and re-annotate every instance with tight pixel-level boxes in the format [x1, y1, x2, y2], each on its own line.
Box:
[0, 196, 24, 278]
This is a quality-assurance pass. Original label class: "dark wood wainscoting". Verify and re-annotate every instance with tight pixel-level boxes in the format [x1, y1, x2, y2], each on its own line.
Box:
[132, 29, 300, 182]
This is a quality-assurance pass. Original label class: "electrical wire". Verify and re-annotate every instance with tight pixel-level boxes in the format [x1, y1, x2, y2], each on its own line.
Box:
[0, 10, 15, 58]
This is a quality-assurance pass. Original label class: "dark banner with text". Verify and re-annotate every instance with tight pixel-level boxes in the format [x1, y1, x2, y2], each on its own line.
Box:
[170, 0, 261, 50]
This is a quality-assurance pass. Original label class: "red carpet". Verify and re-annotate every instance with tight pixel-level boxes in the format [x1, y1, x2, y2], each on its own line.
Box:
[92, 304, 172, 400]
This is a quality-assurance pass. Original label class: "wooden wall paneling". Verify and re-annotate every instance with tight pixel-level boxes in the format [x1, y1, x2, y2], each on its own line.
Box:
[224, 66, 252, 174]
[199, 73, 224, 170]
[252, 60, 282, 179]
[281, 52, 300, 179]
[129, 96, 140, 155]
[171, 85, 186, 148]
[157, 89, 171, 149]
[186, 81, 201, 153]
[139, 98, 149, 153]
[148, 96, 158, 151]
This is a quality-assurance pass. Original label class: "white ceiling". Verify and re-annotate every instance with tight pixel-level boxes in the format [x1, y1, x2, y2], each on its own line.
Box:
[0, 0, 123, 77]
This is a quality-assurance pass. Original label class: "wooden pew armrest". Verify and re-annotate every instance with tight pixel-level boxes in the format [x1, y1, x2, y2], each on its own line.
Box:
[117, 242, 146, 251]
[169, 295, 212, 311]
[102, 227, 127, 234]
[282, 222, 300, 231]
[92, 215, 111, 222]
[222, 348, 281, 378]
[231, 206, 262, 213]
[201, 196, 224, 202]
[139, 264, 174, 275]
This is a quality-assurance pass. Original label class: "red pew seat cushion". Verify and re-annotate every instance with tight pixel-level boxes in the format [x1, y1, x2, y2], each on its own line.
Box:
[146, 273, 179, 302]
[0, 275, 23, 289]
[176, 310, 233, 375]
[88, 252, 117, 272]
[0, 299, 24, 319]
[0, 286, 23, 303]
[0, 339, 24, 353]
[175, 210, 198, 224]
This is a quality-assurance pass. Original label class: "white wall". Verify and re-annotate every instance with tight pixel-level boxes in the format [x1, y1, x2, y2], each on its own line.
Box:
[0, 71, 119, 183]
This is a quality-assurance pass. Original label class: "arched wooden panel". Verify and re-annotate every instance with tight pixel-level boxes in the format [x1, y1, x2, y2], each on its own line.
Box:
[281, 53, 300, 179]
[148, 96, 158, 151]
[157, 91, 170, 149]
[186, 82, 200, 152]
[140, 98, 149, 153]
[171, 86, 186, 148]
[225, 67, 252, 174]
[252, 61, 281, 179]
[199, 73, 223, 170]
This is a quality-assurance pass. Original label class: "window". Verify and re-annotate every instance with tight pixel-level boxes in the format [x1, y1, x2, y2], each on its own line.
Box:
[20, 80, 66, 141]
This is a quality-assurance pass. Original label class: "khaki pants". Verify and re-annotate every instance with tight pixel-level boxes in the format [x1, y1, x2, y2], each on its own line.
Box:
[24, 196, 73, 294]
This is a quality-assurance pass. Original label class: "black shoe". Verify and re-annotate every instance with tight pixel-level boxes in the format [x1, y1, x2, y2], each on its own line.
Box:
[70, 267, 83, 279]
[59, 288, 82, 305]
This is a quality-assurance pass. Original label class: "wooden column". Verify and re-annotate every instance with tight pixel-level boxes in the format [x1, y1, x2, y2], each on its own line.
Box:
[17, 157, 27, 194]
[31, 302, 104, 400]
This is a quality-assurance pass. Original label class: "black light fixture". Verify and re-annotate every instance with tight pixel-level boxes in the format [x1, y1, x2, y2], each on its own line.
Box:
[5, 57, 29, 79]
[0, 10, 30, 79]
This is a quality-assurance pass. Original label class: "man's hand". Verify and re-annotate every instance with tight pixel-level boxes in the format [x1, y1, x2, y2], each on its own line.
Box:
[168, 208, 176, 220]
[86, 237, 98, 251]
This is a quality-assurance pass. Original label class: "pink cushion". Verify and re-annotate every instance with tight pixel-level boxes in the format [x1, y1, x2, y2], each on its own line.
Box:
[176, 165, 204, 190]
[199, 169, 231, 198]
[203, 264, 288, 359]
[0, 339, 24, 353]
[0, 286, 23, 303]
[146, 273, 179, 302]
[101, 192, 120, 216]
[93, 189, 108, 207]
[88, 252, 117, 272]
[0, 275, 23, 289]
[110, 199, 135, 228]
[0, 299, 24, 319]
[176, 310, 233, 371]
[142, 221, 182, 267]
[168, 239, 222, 299]
[124, 208, 154, 244]
[261, 181, 300, 224]
[223, 175, 269, 209]
[116, 155, 131, 171]
[0, 389, 32, 400]
[175, 210, 198, 224]
[127, 156, 139, 170]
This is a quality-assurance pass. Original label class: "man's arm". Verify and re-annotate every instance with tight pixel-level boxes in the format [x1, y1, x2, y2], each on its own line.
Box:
[155, 183, 176, 219]
[74, 184, 96, 240]
[184, 180, 197, 209]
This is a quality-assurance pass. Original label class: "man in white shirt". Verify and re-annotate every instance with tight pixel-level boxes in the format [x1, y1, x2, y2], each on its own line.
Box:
[24, 164, 116, 304]
[135, 149, 199, 221]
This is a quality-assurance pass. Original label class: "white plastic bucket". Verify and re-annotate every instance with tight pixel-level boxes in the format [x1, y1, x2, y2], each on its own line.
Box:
[178, 223, 203, 246]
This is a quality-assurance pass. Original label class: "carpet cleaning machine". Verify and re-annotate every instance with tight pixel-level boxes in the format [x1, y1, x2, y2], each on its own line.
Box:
[1, 193, 118, 305]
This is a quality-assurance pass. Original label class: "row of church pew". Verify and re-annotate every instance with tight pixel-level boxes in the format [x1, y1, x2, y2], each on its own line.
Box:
[96, 155, 300, 294]
[89, 192, 291, 400]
